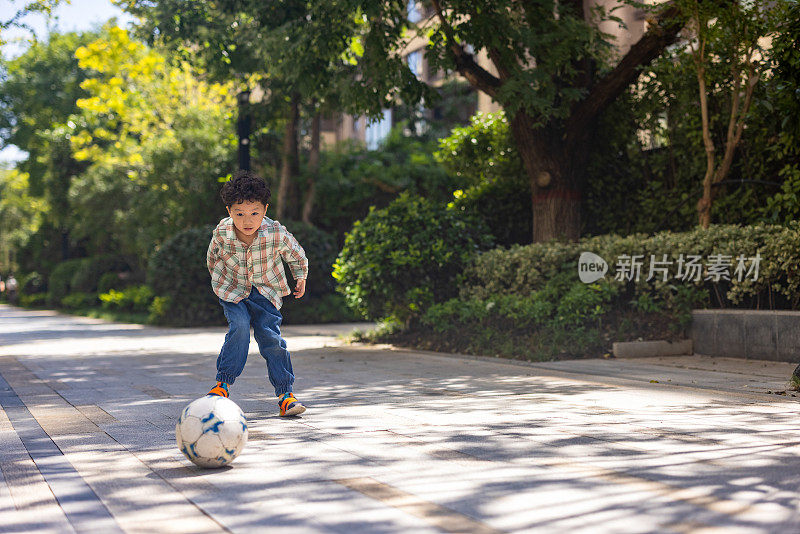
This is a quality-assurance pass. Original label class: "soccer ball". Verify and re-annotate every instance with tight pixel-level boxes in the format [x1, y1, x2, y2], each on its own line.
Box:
[176, 395, 248, 468]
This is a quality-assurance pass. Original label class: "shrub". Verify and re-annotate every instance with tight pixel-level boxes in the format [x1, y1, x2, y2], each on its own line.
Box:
[436, 112, 532, 247]
[20, 272, 47, 295]
[460, 240, 582, 300]
[419, 292, 609, 361]
[97, 271, 137, 294]
[19, 293, 47, 308]
[147, 225, 223, 326]
[449, 178, 531, 248]
[148, 296, 170, 324]
[333, 193, 493, 322]
[47, 258, 87, 306]
[280, 221, 338, 297]
[461, 224, 800, 311]
[313, 131, 461, 239]
[61, 292, 97, 309]
[408, 223, 798, 360]
[435, 112, 522, 186]
[99, 285, 154, 313]
[70, 255, 131, 293]
[280, 294, 361, 324]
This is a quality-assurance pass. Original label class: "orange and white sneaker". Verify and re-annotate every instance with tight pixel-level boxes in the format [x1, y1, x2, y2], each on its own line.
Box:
[278, 392, 306, 416]
[208, 381, 229, 398]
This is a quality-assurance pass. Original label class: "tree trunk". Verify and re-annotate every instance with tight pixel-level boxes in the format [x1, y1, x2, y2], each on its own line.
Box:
[509, 111, 582, 242]
[277, 94, 300, 221]
[302, 110, 320, 224]
[695, 60, 716, 229]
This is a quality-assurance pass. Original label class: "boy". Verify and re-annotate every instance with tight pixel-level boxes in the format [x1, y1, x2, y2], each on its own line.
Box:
[206, 170, 309, 416]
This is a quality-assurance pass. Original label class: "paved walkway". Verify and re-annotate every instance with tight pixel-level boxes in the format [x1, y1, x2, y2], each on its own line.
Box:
[1, 304, 799, 533]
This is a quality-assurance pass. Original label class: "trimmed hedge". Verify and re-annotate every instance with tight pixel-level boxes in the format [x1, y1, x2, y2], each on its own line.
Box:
[47, 259, 87, 306]
[280, 220, 338, 297]
[70, 255, 131, 293]
[412, 224, 798, 360]
[461, 223, 800, 309]
[20, 272, 46, 295]
[147, 225, 222, 327]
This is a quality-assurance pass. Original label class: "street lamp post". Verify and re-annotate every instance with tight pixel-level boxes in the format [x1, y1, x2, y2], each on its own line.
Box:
[237, 90, 252, 171]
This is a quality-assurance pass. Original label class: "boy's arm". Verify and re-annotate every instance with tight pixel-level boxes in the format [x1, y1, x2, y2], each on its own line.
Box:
[206, 237, 219, 275]
[207, 235, 230, 297]
[277, 225, 309, 293]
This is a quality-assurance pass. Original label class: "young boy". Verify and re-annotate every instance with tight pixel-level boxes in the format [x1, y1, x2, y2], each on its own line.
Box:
[206, 170, 309, 416]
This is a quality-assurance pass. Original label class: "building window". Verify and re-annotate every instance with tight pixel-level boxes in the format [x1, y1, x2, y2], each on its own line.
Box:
[365, 109, 393, 150]
[407, 0, 422, 23]
[407, 49, 423, 79]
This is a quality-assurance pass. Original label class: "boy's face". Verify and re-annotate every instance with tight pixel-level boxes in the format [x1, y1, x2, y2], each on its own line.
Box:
[227, 200, 268, 237]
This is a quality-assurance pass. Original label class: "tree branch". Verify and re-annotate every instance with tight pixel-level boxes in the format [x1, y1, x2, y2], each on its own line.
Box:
[430, 0, 502, 98]
[564, 3, 686, 149]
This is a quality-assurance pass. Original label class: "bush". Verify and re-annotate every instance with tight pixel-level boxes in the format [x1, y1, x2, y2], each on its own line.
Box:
[333, 193, 493, 322]
[70, 255, 132, 293]
[435, 112, 522, 186]
[280, 221, 338, 297]
[313, 130, 461, 240]
[99, 285, 154, 313]
[20, 272, 47, 295]
[449, 178, 531, 248]
[280, 293, 361, 324]
[436, 112, 532, 246]
[19, 293, 47, 308]
[419, 293, 609, 361]
[61, 292, 98, 309]
[97, 271, 138, 294]
[148, 295, 170, 324]
[47, 258, 87, 306]
[147, 225, 223, 326]
[460, 223, 800, 311]
[405, 223, 798, 360]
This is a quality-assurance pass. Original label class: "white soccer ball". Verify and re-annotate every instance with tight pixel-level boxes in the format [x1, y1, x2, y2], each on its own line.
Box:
[176, 395, 248, 468]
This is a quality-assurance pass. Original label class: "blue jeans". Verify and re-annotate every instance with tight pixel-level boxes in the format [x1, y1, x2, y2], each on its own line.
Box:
[216, 287, 294, 396]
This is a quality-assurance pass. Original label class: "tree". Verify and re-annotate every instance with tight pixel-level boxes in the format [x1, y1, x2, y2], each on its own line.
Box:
[0, 0, 63, 45]
[0, 29, 98, 261]
[118, 0, 378, 222]
[759, 1, 800, 224]
[682, 0, 784, 228]
[321, 0, 687, 241]
[0, 167, 47, 272]
[65, 26, 236, 260]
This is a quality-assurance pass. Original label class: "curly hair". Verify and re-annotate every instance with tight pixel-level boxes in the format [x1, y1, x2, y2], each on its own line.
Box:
[220, 170, 271, 207]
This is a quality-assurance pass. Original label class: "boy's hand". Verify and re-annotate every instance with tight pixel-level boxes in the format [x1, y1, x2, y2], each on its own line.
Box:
[293, 279, 306, 299]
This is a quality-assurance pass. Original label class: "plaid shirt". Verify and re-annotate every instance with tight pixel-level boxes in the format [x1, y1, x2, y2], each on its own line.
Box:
[207, 216, 308, 309]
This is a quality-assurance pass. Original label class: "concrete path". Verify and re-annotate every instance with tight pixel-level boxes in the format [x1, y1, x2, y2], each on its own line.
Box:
[1, 304, 799, 533]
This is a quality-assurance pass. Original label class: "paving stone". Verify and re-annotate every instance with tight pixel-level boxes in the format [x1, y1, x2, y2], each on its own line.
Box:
[2, 304, 800, 533]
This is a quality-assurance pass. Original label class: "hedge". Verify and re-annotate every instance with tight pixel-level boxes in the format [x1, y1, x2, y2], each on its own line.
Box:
[147, 225, 222, 326]
[70, 255, 131, 294]
[461, 223, 800, 310]
[47, 259, 87, 306]
[412, 224, 799, 360]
